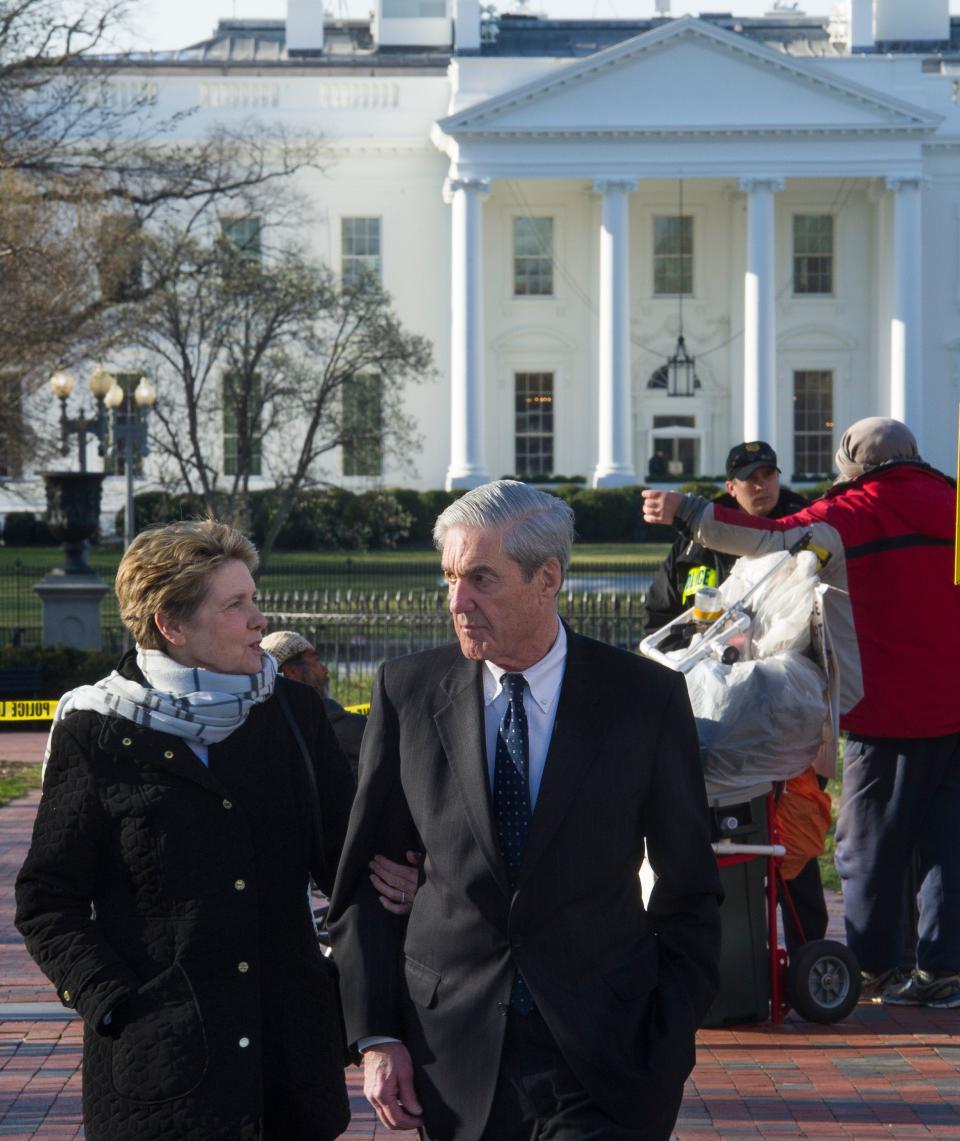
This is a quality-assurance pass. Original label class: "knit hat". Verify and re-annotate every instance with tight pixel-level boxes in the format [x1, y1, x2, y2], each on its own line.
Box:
[260, 630, 312, 667]
[834, 417, 920, 484]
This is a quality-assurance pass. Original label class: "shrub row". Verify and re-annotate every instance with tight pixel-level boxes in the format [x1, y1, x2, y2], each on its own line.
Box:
[4, 479, 826, 550]
[115, 485, 658, 546]
[0, 644, 119, 699]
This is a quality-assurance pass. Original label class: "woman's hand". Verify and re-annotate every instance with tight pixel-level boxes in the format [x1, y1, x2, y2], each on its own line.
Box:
[641, 488, 683, 525]
[370, 850, 422, 915]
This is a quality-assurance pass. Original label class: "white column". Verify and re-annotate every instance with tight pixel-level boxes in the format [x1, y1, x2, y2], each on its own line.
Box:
[887, 176, 924, 439]
[740, 177, 783, 443]
[444, 176, 491, 490]
[592, 178, 637, 488]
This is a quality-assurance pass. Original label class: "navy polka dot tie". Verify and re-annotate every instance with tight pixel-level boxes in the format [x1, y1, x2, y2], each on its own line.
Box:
[494, 672, 534, 1014]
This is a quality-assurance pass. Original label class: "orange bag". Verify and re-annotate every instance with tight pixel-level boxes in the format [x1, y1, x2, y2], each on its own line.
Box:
[774, 765, 832, 880]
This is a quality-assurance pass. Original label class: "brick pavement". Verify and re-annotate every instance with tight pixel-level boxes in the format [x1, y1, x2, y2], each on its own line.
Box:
[1, 733, 959, 1139]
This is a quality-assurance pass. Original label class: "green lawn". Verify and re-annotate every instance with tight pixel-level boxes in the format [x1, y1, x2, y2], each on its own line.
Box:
[0, 762, 42, 807]
[0, 543, 670, 570]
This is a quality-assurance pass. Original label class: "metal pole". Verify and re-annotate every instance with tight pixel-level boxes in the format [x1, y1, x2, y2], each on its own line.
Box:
[124, 403, 135, 550]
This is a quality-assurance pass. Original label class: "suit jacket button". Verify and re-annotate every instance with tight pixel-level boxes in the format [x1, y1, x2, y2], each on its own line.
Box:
[62, 989, 72, 1004]
[121, 738, 132, 747]
[234, 879, 247, 891]
[163, 750, 175, 759]
[238, 961, 250, 973]
[222, 799, 233, 810]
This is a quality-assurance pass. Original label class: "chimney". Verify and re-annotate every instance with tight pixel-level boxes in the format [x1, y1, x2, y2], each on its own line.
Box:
[287, 0, 324, 56]
[874, 0, 949, 45]
[455, 0, 480, 52]
[850, 0, 873, 52]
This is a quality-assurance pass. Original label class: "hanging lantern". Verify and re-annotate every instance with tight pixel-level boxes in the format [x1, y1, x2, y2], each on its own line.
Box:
[667, 334, 696, 397]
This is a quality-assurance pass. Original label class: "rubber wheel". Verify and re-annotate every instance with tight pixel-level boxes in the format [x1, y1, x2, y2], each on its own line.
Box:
[787, 939, 861, 1023]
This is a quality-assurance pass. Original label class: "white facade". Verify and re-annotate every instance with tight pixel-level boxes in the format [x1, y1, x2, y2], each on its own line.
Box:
[13, 1, 960, 510]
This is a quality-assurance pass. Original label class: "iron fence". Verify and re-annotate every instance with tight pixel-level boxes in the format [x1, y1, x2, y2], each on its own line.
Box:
[259, 587, 647, 699]
[0, 557, 658, 662]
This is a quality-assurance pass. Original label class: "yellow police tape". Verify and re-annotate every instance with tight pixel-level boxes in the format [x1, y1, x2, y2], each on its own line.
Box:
[1, 697, 371, 723]
[0, 699, 57, 722]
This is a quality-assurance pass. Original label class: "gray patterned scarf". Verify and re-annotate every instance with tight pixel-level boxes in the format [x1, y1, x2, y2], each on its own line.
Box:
[45, 647, 277, 765]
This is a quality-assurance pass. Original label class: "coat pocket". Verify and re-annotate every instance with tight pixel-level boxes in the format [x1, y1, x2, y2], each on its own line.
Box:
[110, 961, 208, 1103]
[603, 935, 658, 1002]
[404, 955, 441, 1009]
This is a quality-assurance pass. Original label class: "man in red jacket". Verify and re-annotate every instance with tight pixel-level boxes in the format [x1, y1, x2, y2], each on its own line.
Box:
[642, 418, 960, 1009]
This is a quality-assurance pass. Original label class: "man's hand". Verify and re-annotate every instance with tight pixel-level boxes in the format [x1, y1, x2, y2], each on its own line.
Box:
[642, 488, 683, 525]
[370, 850, 422, 915]
[363, 1042, 424, 1130]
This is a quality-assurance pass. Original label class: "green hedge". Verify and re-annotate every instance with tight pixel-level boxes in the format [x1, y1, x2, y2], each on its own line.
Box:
[0, 644, 119, 698]
[1, 512, 57, 547]
[114, 483, 682, 548]
[118, 487, 464, 550]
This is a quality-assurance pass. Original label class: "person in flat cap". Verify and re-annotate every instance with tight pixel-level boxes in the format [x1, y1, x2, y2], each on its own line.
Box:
[643, 440, 828, 958]
[642, 417, 960, 1010]
[262, 631, 366, 778]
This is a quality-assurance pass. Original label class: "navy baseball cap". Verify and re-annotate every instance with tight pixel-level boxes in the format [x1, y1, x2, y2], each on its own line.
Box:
[725, 441, 780, 480]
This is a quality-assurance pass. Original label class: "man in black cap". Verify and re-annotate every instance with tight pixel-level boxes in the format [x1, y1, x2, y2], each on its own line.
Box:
[643, 440, 829, 958]
[643, 441, 806, 634]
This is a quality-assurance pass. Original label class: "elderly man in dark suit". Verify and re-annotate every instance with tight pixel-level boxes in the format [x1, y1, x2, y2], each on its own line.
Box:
[329, 480, 722, 1141]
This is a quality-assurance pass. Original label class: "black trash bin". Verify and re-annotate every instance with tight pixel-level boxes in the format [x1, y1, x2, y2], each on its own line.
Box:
[701, 782, 773, 1027]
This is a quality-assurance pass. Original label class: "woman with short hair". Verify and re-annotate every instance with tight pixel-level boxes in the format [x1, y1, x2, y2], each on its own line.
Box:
[16, 519, 415, 1141]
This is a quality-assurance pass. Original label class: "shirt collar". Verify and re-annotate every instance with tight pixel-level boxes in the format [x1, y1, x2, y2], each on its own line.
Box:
[482, 619, 567, 714]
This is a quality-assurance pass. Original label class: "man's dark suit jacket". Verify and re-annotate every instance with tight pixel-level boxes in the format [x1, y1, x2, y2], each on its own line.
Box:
[329, 627, 722, 1140]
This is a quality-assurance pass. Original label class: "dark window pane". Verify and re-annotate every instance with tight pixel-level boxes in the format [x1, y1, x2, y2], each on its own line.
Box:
[342, 218, 382, 287]
[653, 216, 692, 296]
[222, 372, 263, 477]
[343, 374, 383, 477]
[513, 218, 554, 297]
[793, 215, 833, 295]
[514, 372, 554, 477]
[793, 369, 834, 477]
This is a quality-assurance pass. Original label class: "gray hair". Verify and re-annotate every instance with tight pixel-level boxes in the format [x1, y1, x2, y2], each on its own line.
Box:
[433, 480, 575, 581]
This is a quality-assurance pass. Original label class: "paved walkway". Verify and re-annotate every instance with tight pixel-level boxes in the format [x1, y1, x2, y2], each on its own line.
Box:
[1, 731, 959, 1139]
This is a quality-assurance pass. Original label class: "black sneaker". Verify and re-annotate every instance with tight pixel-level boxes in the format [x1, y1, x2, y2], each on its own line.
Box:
[883, 969, 960, 1009]
[859, 967, 910, 1003]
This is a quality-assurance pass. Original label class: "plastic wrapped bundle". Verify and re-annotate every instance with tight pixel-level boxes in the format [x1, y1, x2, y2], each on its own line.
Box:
[683, 549, 829, 795]
[687, 653, 827, 795]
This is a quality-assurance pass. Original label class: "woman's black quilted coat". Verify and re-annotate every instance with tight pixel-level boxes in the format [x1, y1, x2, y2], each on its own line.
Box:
[15, 661, 356, 1141]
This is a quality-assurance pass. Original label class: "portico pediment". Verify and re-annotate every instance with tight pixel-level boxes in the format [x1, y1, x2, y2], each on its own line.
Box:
[436, 18, 940, 141]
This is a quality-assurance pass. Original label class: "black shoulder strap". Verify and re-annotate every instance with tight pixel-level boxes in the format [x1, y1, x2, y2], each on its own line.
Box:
[275, 682, 326, 883]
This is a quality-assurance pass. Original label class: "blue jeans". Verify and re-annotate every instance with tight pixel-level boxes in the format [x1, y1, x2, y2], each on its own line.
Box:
[836, 732, 960, 974]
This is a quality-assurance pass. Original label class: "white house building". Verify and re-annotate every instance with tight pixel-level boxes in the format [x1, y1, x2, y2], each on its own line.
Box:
[12, 0, 960, 504]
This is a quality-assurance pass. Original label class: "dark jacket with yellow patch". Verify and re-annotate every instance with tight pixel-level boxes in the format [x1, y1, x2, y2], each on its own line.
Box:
[643, 487, 809, 633]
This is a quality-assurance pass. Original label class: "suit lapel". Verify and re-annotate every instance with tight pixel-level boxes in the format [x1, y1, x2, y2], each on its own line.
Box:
[521, 630, 602, 876]
[434, 656, 510, 896]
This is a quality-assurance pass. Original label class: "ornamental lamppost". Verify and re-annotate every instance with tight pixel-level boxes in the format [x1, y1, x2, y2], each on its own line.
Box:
[36, 366, 116, 648]
[42, 366, 116, 575]
[104, 375, 157, 549]
[49, 365, 113, 471]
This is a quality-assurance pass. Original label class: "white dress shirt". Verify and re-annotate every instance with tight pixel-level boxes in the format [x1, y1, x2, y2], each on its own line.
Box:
[482, 619, 567, 809]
